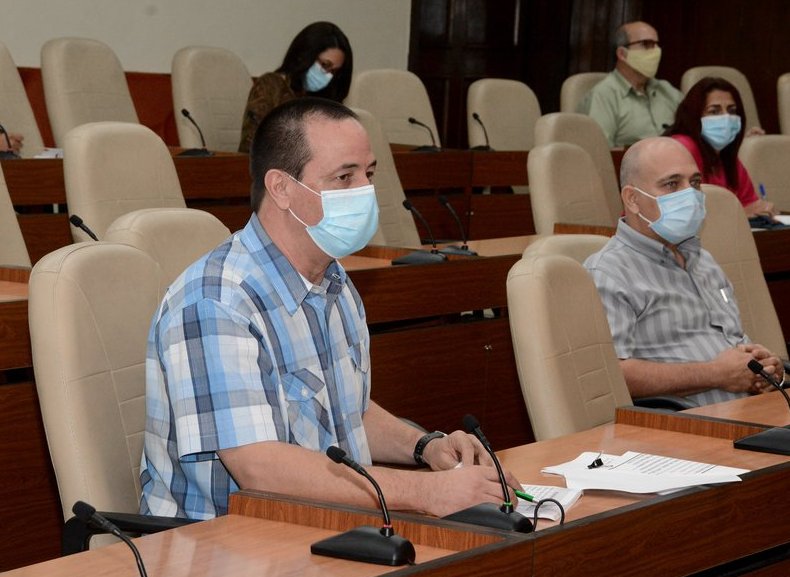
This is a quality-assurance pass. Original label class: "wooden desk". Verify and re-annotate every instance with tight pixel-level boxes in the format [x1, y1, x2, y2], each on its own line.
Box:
[499, 423, 790, 576]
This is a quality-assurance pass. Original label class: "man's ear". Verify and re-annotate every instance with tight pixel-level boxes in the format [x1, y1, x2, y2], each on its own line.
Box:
[622, 185, 640, 214]
[264, 169, 291, 210]
[615, 46, 628, 62]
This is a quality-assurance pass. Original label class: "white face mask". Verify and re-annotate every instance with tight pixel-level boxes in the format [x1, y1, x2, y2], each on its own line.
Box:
[625, 46, 662, 78]
[288, 175, 379, 258]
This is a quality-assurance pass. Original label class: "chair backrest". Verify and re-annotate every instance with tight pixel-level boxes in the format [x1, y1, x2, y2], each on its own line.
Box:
[699, 184, 788, 358]
[29, 242, 163, 520]
[527, 142, 616, 235]
[535, 112, 622, 222]
[42, 37, 139, 146]
[171, 46, 253, 152]
[521, 233, 609, 264]
[64, 121, 186, 242]
[779, 73, 790, 135]
[0, 42, 45, 158]
[0, 165, 31, 267]
[351, 108, 421, 248]
[507, 250, 633, 441]
[738, 135, 790, 212]
[105, 208, 230, 286]
[560, 72, 607, 113]
[466, 78, 541, 151]
[680, 66, 761, 132]
[345, 69, 440, 147]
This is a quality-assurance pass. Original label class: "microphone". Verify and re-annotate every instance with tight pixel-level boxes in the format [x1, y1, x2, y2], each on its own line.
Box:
[391, 200, 447, 265]
[177, 109, 214, 157]
[437, 195, 477, 256]
[470, 113, 493, 151]
[443, 414, 533, 533]
[748, 360, 790, 409]
[72, 501, 148, 577]
[407, 117, 440, 153]
[0, 122, 20, 159]
[311, 446, 415, 566]
[69, 214, 99, 241]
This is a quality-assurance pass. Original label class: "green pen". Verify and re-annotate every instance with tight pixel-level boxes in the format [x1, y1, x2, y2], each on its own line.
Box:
[514, 489, 538, 502]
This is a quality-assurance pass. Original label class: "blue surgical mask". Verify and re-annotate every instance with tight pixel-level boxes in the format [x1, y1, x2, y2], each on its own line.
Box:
[635, 186, 706, 244]
[288, 176, 379, 258]
[700, 114, 741, 151]
[304, 61, 333, 93]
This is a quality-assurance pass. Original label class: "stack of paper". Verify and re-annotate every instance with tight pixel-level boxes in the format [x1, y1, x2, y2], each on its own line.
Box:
[516, 484, 582, 520]
[542, 451, 748, 494]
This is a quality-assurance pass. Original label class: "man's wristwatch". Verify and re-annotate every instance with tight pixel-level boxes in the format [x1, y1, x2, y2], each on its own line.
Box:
[413, 431, 445, 466]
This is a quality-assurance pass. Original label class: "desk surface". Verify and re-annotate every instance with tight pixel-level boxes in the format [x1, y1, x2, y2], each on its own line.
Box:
[684, 390, 790, 428]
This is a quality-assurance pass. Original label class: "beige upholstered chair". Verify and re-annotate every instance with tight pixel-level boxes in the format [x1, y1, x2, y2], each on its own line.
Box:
[738, 135, 790, 212]
[680, 66, 761, 133]
[779, 73, 790, 135]
[699, 184, 788, 359]
[345, 69, 440, 147]
[466, 78, 541, 151]
[507, 248, 633, 440]
[351, 108, 421, 248]
[64, 122, 186, 242]
[527, 142, 616, 235]
[29, 242, 163, 524]
[0, 166, 31, 267]
[42, 37, 139, 146]
[0, 42, 45, 157]
[522, 233, 609, 264]
[105, 208, 231, 286]
[171, 46, 253, 152]
[560, 72, 607, 113]
[535, 112, 621, 223]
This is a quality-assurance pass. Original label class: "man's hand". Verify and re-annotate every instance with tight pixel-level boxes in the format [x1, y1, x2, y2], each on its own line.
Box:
[739, 343, 784, 393]
[0, 132, 23, 154]
[421, 431, 493, 470]
[712, 347, 767, 393]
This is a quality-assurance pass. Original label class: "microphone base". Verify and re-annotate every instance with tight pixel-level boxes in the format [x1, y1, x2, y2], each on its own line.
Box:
[438, 245, 478, 256]
[470, 145, 494, 151]
[311, 526, 416, 566]
[443, 503, 533, 533]
[0, 150, 20, 159]
[411, 145, 441, 153]
[734, 426, 790, 455]
[392, 250, 448, 265]
[176, 148, 214, 157]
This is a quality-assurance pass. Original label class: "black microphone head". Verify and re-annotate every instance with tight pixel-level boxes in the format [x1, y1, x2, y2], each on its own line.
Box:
[462, 414, 480, 433]
[402, 199, 413, 210]
[407, 117, 417, 124]
[438, 194, 449, 207]
[472, 112, 481, 121]
[747, 360, 765, 375]
[69, 214, 84, 227]
[72, 500, 96, 522]
[181, 108, 190, 118]
[326, 445, 346, 463]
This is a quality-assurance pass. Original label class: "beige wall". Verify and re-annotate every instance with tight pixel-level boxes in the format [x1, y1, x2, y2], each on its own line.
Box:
[0, 0, 410, 73]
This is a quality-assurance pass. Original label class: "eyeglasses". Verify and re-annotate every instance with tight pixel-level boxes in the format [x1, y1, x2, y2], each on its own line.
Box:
[623, 39, 660, 50]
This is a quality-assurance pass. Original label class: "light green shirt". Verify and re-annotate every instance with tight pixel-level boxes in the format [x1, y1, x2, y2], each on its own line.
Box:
[577, 69, 683, 148]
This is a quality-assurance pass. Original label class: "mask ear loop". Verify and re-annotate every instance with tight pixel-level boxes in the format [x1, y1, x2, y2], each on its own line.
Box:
[285, 172, 322, 228]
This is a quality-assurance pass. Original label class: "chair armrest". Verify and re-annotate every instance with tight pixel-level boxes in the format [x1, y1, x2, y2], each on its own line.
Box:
[62, 512, 197, 556]
[633, 395, 699, 411]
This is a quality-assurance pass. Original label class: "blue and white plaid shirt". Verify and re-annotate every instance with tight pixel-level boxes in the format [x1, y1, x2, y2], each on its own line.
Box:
[140, 215, 372, 519]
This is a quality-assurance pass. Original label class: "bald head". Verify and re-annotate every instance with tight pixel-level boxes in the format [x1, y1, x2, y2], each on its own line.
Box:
[620, 137, 696, 188]
[614, 21, 658, 50]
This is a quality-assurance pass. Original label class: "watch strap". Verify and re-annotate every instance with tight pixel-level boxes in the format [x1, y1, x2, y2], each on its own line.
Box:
[413, 431, 445, 466]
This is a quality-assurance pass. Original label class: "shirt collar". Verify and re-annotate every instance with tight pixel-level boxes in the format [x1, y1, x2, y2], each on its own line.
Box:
[612, 69, 659, 98]
[241, 215, 348, 314]
[615, 218, 701, 268]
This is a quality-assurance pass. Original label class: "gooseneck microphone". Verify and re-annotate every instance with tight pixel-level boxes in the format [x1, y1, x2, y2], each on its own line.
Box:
[0, 122, 20, 159]
[69, 214, 99, 241]
[311, 446, 415, 566]
[392, 200, 447, 265]
[177, 109, 214, 157]
[72, 501, 148, 577]
[748, 360, 790, 409]
[437, 195, 477, 255]
[443, 415, 533, 533]
[407, 117, 440, 153]
[470, 112, 493, 151]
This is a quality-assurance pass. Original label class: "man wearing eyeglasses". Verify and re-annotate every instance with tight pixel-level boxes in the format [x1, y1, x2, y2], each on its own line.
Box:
[578, 21, 682, 148]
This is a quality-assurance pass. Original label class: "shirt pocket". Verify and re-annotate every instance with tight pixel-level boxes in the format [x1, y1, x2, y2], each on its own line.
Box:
[281, 368, 330, 448]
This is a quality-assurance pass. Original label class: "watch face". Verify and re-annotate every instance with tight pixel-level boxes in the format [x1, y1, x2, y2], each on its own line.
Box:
[414, 431, 445, 465]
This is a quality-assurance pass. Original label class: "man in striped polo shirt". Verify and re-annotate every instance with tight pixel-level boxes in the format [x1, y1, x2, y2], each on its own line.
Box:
[585, 136, 783, 406]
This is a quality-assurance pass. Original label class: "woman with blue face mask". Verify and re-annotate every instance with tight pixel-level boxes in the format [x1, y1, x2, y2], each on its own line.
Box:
[239, 21, 353, 153]
[664, 77, 776, 218]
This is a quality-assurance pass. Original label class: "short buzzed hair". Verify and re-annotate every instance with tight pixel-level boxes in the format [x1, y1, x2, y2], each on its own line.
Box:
[249, 97, 358, 212]
[613, 24, 630, 51]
